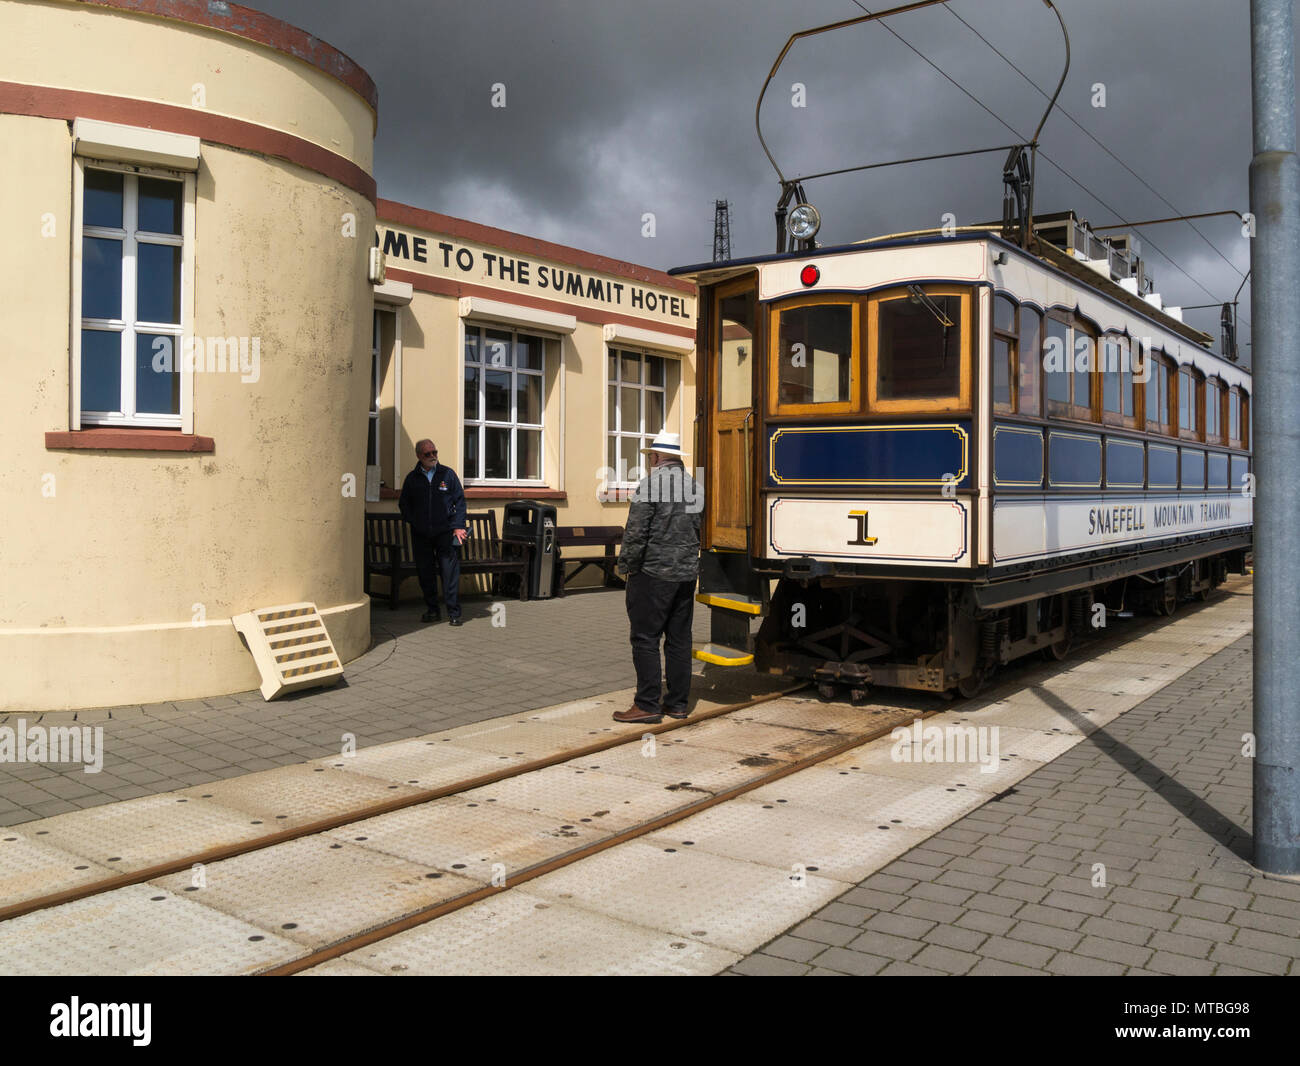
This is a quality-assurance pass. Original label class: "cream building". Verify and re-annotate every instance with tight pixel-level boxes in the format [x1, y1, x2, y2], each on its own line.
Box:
[369, 203, 696, 521]
[0, 0, 696, 712]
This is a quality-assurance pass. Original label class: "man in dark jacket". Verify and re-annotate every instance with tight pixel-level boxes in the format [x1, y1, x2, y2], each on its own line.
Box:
[399, 439, 469, 625]
[613, 431, 703, 724]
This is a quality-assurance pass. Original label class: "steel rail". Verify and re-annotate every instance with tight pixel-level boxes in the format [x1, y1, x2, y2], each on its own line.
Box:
[259, 704, 938, 976]
[0, 686, 802, 923]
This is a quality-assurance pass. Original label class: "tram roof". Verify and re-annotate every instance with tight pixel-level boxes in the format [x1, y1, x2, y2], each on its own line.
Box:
[670, 228, 1223, 356]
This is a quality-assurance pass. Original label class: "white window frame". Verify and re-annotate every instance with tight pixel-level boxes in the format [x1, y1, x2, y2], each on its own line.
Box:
[72, 157, 196, 431]
[462, 322, 547, 484]
[606, 347, 681, 488]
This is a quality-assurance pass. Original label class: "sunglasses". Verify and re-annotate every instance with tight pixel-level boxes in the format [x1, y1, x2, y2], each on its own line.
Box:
[419, 449, 438, 458]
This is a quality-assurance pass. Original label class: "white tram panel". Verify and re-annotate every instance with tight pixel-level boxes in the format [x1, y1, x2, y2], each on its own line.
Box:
[759, 242, 986, 301]
[992, 494, 1253, 565]
[767, 497, 972, 568]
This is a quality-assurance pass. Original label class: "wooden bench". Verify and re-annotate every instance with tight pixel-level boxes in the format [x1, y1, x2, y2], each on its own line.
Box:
[365, 510, 532, 607]
[556, 525, 625, 596]
[462, 510, 532, 600]
[364, 512, 418, 610]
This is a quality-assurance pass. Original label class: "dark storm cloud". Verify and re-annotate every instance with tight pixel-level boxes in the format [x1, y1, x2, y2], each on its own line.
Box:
[245, 0, 1295, 357]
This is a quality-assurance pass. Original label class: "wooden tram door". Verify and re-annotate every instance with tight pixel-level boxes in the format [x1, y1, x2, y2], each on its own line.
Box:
[708, 278, 757, 550]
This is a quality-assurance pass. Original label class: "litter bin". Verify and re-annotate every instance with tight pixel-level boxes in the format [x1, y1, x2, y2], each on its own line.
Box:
[502, 501, 558, 599]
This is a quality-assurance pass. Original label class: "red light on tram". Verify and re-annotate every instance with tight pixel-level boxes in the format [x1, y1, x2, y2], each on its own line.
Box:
[799, 264, 820, 287]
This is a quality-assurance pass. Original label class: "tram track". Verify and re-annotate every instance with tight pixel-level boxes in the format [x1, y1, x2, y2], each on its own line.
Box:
[0, 686, 805, 924]
[0, 579, 1251, 975]
[261, 701, 934, 975]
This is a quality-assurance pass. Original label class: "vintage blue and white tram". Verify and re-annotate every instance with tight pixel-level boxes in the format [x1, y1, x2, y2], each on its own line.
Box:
[673, 215, 1252, 700]
[670, 0, 1251, 701]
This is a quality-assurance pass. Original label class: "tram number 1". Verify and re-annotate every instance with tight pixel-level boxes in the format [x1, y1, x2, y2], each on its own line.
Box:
[847, 509, 879, 547]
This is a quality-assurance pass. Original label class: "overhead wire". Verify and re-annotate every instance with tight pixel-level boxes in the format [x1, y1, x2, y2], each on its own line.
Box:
[838, 0, 1248, 326]
[941, 2, 1250, 288]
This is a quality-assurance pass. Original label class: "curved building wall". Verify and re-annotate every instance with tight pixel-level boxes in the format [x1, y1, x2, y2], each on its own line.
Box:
[0, 0, 377, 710]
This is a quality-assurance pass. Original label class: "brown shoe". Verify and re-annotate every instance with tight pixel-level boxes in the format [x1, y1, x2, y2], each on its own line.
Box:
[613, 705, 662, 724]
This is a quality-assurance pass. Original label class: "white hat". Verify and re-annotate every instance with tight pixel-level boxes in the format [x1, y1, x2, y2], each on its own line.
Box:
[640, 430, 687, 460]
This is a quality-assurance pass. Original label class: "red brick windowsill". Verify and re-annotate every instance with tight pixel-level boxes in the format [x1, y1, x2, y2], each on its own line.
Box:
[464, 487, 567, 501]
[45, 428, 215, 452]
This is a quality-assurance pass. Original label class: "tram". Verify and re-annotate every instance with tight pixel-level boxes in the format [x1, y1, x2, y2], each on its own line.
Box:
[672, 2, 1252, 701]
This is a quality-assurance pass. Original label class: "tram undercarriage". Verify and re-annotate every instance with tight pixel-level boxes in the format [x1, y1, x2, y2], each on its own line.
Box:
[751, 546, 1248, 702]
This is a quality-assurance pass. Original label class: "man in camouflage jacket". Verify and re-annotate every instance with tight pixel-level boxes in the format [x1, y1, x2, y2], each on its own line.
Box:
[614, 432, 703, 724]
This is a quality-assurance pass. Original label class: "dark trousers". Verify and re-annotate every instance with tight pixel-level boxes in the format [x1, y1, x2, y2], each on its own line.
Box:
[413, 532, 461, 619]
[626, 570, 695, 714]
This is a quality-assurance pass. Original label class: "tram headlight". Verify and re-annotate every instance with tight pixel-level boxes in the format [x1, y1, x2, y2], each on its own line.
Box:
[786, 202, 821, 242]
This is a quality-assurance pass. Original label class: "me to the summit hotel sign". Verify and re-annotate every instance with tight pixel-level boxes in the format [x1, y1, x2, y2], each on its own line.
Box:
[375, 223, 694, 323]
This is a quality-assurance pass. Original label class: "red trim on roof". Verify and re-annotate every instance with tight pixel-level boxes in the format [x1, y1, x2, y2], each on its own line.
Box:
[72, 0, 378, 113]
[378, 199, 694, 295]
[386, 268, 696, 341]
[0, 82, 376, 203]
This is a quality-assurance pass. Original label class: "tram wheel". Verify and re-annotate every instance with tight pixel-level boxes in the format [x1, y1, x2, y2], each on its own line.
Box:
[849, 686, 870, 707]
[956, 674, 984, 699]
[1044, 634, 1072, 662]
[1155, 584, 1177, 616]
[816, 682, 837, 702]
[1196, 585, 1213, 603]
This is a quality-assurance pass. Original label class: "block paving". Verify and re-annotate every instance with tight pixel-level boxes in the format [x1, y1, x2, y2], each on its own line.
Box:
[730, 632, 1300, 976]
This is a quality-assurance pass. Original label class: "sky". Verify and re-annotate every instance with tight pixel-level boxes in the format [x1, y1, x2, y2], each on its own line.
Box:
[243, 0, 1296, 361]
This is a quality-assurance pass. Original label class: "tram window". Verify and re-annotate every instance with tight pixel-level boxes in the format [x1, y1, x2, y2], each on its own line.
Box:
[1017, 306, 1041, 417]
[992, 295, 1017, 414]
[1205, 379, 1222, 442]
[876, 294, 962, 400]
[1044, 317, 1070, 411]
[993, 294, 1016, 334]
[1071, 326, 1096, 420]
[1101, 335, 1136, 426]
[1179, 367, 1201, 436]
[993, 337, 1013, 411]
[774, 303, 854, 408]
[1102, 337, 1121, 414]
[1146, 351, 1173, 434]
[717, 289, 754, 411]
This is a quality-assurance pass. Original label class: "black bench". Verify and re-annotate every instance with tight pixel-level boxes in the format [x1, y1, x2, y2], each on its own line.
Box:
[364, 512, 418, 610]
[462, 511, 531, 600]
[556, 525, 625, 596]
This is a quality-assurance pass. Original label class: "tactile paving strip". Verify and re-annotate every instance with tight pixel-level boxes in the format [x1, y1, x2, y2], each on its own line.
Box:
[731, 698, 921, 735]
[440, 720, 607, 759]
[522, 840, 847, 955]
[321, 888, 741, 976]
[150, 836, 479, 950]
[0, 883, 302, 975]
[319, 739, 524, 789]
[457, 764, 688, 833]
[297, 958, 384, 976]
[178, 764, 425, 825]
[324, 796, 612, 880]
[746, 768, 992, 827]
[670, 716, 848, 762]
[974, 724, 1089, 765]
[817, 740, 1030, 792]
[0, 831, 118, 909]
[643, 798, 932, 884]
[567, 741, 785, 797]
[23, 794, 273, 874]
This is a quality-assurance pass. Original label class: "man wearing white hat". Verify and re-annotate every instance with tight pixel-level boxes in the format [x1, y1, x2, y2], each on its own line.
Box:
[613, 431, 703, 724]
